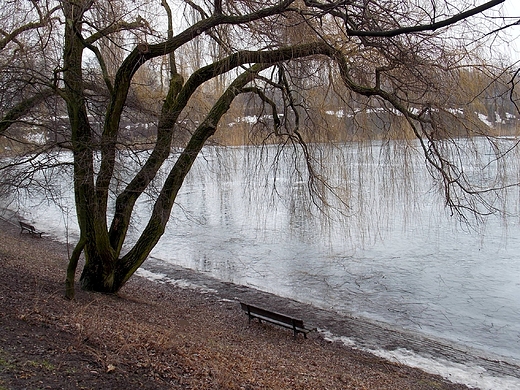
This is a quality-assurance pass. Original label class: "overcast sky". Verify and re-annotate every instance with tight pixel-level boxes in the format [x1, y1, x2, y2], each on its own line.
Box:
[502, 0, 520, 61]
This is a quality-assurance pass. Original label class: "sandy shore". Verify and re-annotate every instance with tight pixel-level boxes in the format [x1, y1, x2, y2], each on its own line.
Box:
[0, 216, 473, 389]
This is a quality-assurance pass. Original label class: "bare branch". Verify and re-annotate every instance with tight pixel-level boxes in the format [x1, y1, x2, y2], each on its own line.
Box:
[0, 89, 56, 135]
[0, 5, 61, 50]
[84, 18, 151, 45]
[346, 0, 504, 37]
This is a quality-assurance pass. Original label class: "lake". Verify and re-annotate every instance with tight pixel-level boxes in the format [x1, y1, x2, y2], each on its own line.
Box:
[3, 138, 520, 387]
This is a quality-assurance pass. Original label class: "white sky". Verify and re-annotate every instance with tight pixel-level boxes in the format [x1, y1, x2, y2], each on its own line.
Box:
[501, 0, 520, 62]
[503, 0, 520, 17]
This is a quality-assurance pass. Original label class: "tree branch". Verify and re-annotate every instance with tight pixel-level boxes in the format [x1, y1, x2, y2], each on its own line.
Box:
[84, 17, 150, 45]
[346, 0, 504, 37]
[0, 5, 60, 50]
[0, 89, 56, 135]
[108, 42, 334, 253]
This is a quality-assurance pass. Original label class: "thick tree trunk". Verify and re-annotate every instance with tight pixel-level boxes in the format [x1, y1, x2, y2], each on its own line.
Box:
[79, 253, 118, 293]
[63, 0, 116, 295]
[78, 214, 118, 293]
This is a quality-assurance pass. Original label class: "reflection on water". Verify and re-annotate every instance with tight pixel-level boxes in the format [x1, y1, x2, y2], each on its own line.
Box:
[5, 138, 520, 362]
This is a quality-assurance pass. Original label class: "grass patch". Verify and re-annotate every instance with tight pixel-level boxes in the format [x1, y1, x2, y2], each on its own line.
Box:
[26, 360, 55, 371]
[0, 349, 15, 372]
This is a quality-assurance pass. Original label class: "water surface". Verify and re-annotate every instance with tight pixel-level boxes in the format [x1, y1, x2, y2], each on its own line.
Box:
[5, 139, 520, 364]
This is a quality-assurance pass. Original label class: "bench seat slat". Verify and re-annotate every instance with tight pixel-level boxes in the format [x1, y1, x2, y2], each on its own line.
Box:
[247, 313, 308, 331]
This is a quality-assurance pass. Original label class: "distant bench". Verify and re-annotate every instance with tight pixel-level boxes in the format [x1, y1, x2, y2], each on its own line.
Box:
[19, 221, 43, 237]
[240, 302, 313, 339]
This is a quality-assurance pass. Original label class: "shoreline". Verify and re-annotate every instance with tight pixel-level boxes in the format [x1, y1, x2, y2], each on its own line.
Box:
[0, 215, 517, 389]
[141, 256, 520, 387]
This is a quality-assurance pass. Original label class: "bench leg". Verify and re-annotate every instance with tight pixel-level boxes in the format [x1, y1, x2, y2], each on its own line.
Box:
[292, 320, 298, 339]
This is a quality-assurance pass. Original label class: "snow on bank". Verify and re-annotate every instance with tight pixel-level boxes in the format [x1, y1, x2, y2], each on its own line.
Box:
[135, 267, 217, 294]
[319, 330, 520, 390]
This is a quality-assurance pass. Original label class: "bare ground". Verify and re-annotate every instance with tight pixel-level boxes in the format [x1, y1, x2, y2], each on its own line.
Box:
[0, 218, 471, 389]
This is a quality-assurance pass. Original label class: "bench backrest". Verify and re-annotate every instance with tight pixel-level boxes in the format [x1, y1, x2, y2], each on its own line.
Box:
[241, 303, 304, 328]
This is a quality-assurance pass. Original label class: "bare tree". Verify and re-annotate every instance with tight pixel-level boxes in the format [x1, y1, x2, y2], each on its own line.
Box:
[0, 0, 514, 298]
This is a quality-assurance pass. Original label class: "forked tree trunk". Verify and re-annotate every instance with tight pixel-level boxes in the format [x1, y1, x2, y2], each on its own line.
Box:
[79, 235, 118, 292]
[76, 62, 270, 294]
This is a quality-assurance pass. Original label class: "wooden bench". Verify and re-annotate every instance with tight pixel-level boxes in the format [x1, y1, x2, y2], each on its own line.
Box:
[19, 221, 43, 237]
[240, 302, 313, 338]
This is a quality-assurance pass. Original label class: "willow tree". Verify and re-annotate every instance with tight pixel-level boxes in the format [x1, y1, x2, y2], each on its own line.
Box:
[0, 0, 512, 297]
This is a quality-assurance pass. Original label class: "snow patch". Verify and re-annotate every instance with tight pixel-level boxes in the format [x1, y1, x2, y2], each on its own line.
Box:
[320, 331, 520, 390]
[135, 268, 217, 294]
[477, 113, 494, 127]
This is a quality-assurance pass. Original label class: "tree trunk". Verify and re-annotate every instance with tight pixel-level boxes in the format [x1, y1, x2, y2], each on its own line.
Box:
[63, 0, 117, 294]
